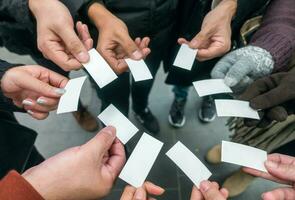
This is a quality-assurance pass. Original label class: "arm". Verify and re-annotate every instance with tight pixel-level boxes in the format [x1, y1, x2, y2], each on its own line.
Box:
[250, 0, 295, 72]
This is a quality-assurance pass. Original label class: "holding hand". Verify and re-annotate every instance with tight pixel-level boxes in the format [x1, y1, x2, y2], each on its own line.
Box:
[211, 46, 274, 91]
[239, 68, 295, 127]
[29, 0, 92, 71]
[243, 153, 295, 200]
[179, 0, 237, 61]
[190, 181, 229, 200]
[88, 3, 151, 74]
[22, 126, 126, 200]
[121, 181, 165, 200]
[1, 65, 68, 120]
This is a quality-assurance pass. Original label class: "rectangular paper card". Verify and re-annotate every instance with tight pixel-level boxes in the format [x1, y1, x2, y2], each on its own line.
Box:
[125, 58, 153, 81]
[173, 44, 198, 70]
[166, 141, 212, 187]
[119, 133, 163, 187]
[57, 76, 87, 114]
[215, 100, 260, 119]
[98, 104, 138, 144]
[83, 49, 117, 88]
[193, 79, 233, 97]
[221, 141, 267, 172]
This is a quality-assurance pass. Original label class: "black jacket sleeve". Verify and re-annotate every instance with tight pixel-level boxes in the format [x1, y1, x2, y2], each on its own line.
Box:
[0, 60, 24, 112]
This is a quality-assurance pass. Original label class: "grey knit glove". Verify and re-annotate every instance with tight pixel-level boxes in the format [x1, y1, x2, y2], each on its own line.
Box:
[211, 46, 274, 92]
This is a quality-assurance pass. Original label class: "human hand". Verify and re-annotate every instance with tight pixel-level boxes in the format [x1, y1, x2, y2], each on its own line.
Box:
[239, 68, 295, 127]
[88, 3, 151, 74]
[243, 153, 295, 200]
[22, 126, 126, 200]
[29, 0, 91, 71]
[120, 181, 165, 200]
[190, 181, 229, 200]
[211, 46, 274, 91]
[1, 65, 68, 120]
[179, 0, 237, 61]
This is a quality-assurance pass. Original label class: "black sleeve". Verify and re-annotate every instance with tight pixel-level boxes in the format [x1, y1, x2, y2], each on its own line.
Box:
[0, 60, 25, 112]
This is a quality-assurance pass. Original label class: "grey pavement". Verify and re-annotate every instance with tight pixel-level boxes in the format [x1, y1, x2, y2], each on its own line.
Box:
[1, 48, 279, 200]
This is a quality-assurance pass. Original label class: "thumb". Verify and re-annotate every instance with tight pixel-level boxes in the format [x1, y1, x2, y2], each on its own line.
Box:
[57, 26, 90, 63]
[200, 181, 226, 200]
[264, 160, 295, 183]
[133, 187, 147, 200]
[224, 59, 252, 87]
[190, 30, 211, 49]
[119, 34, 143, 60]
[83, 126, 116, 160]
[262, 188, 295, 200]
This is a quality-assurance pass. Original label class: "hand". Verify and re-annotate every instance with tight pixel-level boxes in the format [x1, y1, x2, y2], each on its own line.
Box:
[190, 181, 229, 200]
[120, 181, 165, 200]
[22, 126, 126, 200]
[88, 3, 151, 74]
[211, 46, 274, 91]
[1, 65, 68, 120]
[179, 0, 237, 61]
[243, 153, 295, 200]
[29, 0, 91, 71]
[239, 68, 295, 127]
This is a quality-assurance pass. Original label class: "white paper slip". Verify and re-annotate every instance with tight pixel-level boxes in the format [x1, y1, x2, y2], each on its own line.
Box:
[119, 133, 163, 187]
[173, 44, 198, 70]
[215, 100, 260, 120]
[57, 76, 87, 114]
[166, 141, 212, 187]
[221, 141, 267, 172]
[125, 58, 153, 81]
[193, 79, 233, 97]
[98, 104, 138, 144]
[83, 49, 117, 88]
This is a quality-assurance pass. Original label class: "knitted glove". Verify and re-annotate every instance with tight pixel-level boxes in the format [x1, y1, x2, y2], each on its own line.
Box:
[240, 68, 295, 127]
[211, 46, 274, 92]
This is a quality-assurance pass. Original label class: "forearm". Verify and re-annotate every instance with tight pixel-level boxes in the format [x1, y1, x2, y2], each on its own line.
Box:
[250, 0, 295, 72]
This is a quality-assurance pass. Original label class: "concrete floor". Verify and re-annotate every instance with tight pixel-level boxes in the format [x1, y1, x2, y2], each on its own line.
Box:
[1, 48, 280, 200]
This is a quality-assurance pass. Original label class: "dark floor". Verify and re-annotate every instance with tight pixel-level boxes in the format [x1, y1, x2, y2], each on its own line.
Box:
[2, 48, 280, 200]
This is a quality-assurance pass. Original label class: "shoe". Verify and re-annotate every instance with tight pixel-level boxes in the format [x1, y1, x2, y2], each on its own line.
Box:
[134, 107, 160, 134]
[206, 144, 221, 164]
[222, 169, 255, 197]
[168, 98, 186, 128]
[198, 96, 216, 123]
[73, 106, 99, 132]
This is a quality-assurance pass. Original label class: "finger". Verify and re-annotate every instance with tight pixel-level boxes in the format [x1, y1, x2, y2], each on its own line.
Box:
[144, 181, 165, 196]
[27, 110, 49, 120]
[211, 182, 220, 189]
[200, 181, 226, 200]
[76, 22, 93, 50]
[118, 34, 143, 60]
[264, 159, 295, 183]
[83, 126, 116, 160]
[250, 86, 290, 110]
[23, 99, 57, 113]
[190, 31, 211, 49]
[178, 38, 190, 45]
[220, 188, 229, 198]
[262, 188, 295, 200]
[106, 138, 126, 178]
[57, 25, 90, 63]
[197, 44, 230, 61]
[190, 186, 204, 200]
[120, 186, 136, 200]
[268, 154, 295, 165]
[266, 106, 288, 122]
[132, 187, 147, 200]
[211, 54, 236, 79]
[36, 96, 60, 107]
[224, 59, 252, 87]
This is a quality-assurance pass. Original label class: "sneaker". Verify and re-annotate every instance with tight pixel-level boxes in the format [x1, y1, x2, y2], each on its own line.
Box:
[168, 98, 186, 128]
[198, 96, 216, 123]
[73, 106, 99, 132]
[134, 107, 160, 134]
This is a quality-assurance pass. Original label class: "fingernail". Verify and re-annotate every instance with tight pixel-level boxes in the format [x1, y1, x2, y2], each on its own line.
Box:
[22, 100, 33, 106]
[134, 188, 144, 200]
[200, 181, 210, 192]
[77, 52, 89, 63]
[27, 110, 34, 115]
[54, 88, 66, 95]
[37, 98, 46, 105]
[132, 50, 143, 60]
[265, 160, 278, 169]
[104, 126, 116, 137]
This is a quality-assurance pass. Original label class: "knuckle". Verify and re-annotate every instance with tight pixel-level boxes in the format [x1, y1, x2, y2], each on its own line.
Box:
[68, 40, 83, 53]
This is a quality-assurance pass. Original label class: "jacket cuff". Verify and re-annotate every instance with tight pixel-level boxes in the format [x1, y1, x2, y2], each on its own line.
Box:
[251, 32, 294, 72]
[0, 171, 44, 200]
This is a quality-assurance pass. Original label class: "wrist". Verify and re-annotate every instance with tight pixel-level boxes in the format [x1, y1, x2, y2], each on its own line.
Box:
[88, 3, 117, 29]
[219, 0, 237, 20]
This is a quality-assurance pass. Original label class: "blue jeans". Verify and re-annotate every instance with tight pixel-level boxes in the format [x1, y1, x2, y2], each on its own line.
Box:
[173, 85, 190, 101]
